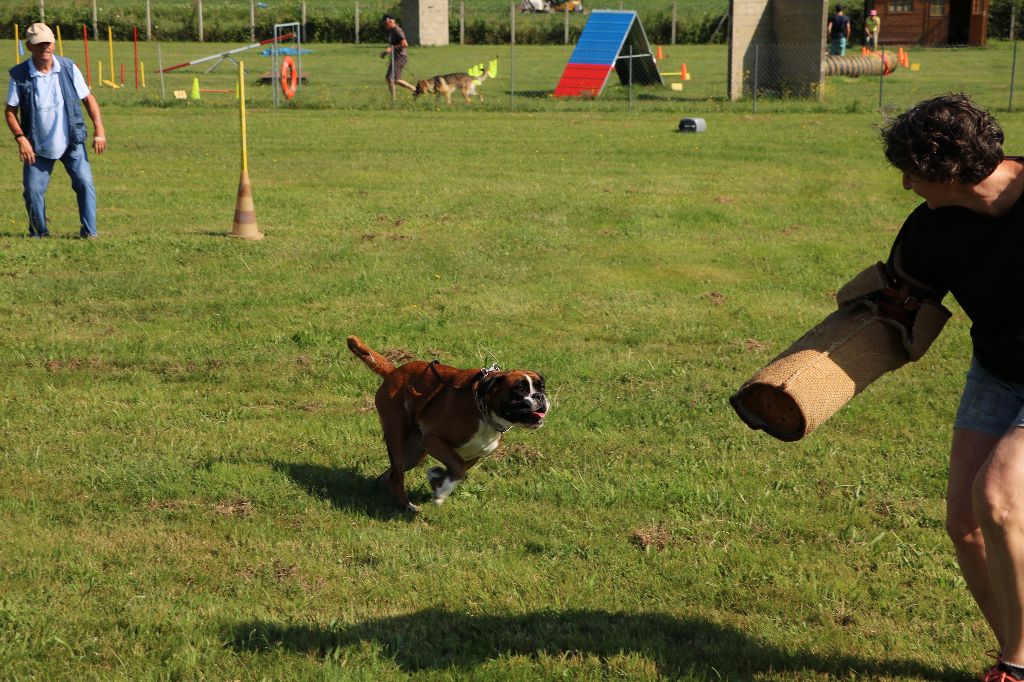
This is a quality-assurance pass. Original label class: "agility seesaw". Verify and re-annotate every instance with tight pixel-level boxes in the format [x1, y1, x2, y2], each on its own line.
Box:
[158, 33, 296, 74]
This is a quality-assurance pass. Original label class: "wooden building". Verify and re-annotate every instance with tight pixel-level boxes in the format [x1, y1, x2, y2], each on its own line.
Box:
[864, 0, 988, 46]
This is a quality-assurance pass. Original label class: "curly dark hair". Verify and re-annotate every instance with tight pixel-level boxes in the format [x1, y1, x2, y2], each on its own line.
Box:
[881, 93, 1004, 184]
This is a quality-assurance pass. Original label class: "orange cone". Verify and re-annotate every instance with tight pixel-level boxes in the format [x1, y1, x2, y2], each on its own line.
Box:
[901, 49, 910, 67]
[656, 45, 664, 60]
[897, 47, 905, 65]
[861, 46, 869, 55]
[680, 63, 690, 81]
[229, 170, 264, 240]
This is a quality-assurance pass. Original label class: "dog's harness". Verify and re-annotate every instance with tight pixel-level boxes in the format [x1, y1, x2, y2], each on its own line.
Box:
[422, 360, 511, 433]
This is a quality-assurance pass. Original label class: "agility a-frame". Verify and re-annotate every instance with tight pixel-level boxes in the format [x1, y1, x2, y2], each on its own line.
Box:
[553, 10, 663, 98]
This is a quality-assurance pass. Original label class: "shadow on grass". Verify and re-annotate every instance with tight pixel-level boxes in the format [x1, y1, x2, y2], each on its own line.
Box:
[270, 461, 425, 522]
[227, 608, 962, 680]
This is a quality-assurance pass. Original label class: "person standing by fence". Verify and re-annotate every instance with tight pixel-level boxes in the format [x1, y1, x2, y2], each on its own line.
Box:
[5, 22, 106, 239]
[381, 14, 415, 98]
[827, 4, 851, 56]
[865, 9, 881, 50]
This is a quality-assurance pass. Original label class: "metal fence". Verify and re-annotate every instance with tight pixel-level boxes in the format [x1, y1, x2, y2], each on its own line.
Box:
[3, 0, 727, 44]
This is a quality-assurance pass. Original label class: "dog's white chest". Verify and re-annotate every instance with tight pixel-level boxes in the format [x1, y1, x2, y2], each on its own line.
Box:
[455, 422, 502, 459]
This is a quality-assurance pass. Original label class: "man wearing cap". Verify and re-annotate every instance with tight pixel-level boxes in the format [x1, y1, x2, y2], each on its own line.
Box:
[380, 14, 415, 98]
[865, 9, 881, 50]
[5, 22, 106, 239]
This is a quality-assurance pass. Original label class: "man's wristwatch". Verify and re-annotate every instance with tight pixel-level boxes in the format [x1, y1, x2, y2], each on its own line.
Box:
[14, 133, 24, 140]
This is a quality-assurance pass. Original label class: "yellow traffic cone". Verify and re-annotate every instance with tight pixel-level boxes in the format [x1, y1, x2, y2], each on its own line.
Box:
[191, 76, 201, 100]
[229, 170, 264, 240]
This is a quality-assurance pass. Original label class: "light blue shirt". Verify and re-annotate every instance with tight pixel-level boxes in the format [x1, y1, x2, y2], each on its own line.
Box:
[6, 58, 91, 159]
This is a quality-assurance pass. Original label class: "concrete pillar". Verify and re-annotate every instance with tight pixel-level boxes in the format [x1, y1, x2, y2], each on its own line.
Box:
[401, 0, 449, 46]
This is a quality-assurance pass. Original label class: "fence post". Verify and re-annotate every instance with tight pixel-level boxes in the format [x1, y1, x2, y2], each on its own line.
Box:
[671, 2, 676, 45]
[39, 0, 44, 22]
[146, 0, 152, 39]
[249, 0, 255, 41]
[564, 5, 569, 45]
[302, 1, 307, 41]
[628, 44, 633, 112]
[510, 2, 515, 109]
[197, 0, 204, 42]
[1011, 0, 1019, 112]
[91, 0, 97, 39]
[878, 48, 885, 111]
[355, 2, 360, 44]
[459, 1, 465, 45]
[752, 44, 758, 114]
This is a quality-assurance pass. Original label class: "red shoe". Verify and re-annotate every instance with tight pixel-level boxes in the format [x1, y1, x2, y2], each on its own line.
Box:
[982, 664, 1023, 682]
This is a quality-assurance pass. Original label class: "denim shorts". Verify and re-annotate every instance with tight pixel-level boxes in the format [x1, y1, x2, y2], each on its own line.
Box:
[954, 357, 1024, 435]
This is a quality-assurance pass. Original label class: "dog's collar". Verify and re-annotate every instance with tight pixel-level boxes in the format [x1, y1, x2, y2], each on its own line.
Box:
[474, 364, 512, 433]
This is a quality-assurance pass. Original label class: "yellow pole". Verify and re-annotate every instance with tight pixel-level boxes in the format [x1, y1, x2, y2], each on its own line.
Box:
[56, 26, 63, 56]
[98, 60, 102, 85]
[107, 26, 114, 83]
[140, 61, 145, 88]
[14, 24, 19, 66]
[239, 60, 247, 174]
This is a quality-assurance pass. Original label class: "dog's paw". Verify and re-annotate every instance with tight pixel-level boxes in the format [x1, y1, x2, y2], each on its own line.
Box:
[404, 502, 420, 513]
[426, 466, 446, 487]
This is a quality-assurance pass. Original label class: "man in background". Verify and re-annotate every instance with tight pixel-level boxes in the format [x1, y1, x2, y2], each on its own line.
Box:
[827, 4, 851, 56]
[6, 22, 106, 239]
[381, 14, 416, 98]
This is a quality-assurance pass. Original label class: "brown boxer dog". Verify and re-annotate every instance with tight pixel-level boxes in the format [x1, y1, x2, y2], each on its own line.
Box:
[347, 336, 548, 512]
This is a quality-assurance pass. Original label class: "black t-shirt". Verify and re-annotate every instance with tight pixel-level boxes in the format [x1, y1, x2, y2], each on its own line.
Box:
[829, 14, 850, 39]
[887, 181, 1024, 380]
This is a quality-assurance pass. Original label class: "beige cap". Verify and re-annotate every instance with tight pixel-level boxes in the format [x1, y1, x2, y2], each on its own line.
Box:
[25, 23, 55, 45]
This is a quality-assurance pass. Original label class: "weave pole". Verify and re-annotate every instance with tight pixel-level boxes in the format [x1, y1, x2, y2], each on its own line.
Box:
[229, 60, 263, 240]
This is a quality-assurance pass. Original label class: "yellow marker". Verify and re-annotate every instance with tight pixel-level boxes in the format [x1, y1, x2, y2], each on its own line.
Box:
[56, 26, 63, 56]
[98, 59, 102, 84]
[107, 26, 114, 82]
[239, 61, 247, 173]
[140, 61, 145, 87]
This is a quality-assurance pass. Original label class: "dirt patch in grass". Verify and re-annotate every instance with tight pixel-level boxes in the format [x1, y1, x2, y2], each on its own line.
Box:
[214, 498, 253, 516]
[631, 524, 672, 553]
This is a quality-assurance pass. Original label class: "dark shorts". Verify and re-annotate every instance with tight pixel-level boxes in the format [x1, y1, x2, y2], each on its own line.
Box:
[953, 357, 1024, 435]
[387, 53, 408, 81]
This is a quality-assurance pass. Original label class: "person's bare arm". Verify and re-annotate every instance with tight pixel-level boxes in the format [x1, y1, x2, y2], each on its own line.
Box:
[82, 94, 106, 154]
[6, 104, 34, 165]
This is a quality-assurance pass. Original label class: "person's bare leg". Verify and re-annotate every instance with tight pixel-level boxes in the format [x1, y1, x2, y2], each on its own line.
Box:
[949, 428, 1005, 648]
[974, 426, 1024, 661]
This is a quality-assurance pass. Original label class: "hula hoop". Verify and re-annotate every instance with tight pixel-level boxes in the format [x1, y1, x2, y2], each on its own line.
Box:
[280, 56, 298, 100]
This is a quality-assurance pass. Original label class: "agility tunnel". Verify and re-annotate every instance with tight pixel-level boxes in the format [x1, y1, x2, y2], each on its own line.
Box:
[553, 10, 661, 97]
[731, 262, 950, 442]
[824, 52, 897, 77]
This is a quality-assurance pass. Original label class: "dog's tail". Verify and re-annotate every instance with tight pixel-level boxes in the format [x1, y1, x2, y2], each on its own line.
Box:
[347, 336, 395, 377]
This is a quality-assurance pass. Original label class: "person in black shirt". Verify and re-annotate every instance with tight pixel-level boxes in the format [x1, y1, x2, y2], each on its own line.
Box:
[883, 93, 1024, 682]
[827, 5, 851, 56]
[381, 14, 415, 98]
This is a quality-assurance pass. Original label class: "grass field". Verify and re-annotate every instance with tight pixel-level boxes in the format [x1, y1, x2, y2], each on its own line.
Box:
[1, 40, 1023, 680]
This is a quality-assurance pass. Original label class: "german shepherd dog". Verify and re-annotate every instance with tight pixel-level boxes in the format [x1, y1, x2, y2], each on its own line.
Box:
[413, 71, 489, 105]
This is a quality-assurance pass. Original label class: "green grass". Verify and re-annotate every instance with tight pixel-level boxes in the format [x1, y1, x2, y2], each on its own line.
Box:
[0, 41, 1019, 680]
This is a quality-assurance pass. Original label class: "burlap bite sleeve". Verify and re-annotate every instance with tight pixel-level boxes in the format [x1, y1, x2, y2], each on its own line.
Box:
[730, 262, 951, 441]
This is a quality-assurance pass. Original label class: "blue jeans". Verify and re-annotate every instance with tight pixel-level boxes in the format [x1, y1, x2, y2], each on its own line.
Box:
[829, 37, 847, 56]
[23, 143, 97, 238]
